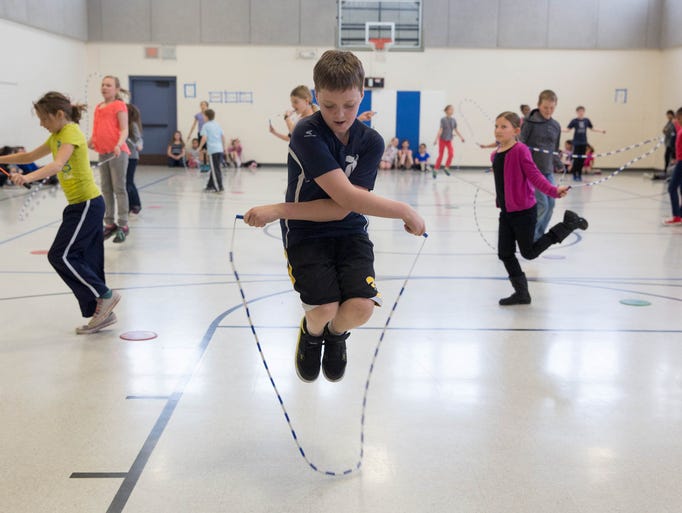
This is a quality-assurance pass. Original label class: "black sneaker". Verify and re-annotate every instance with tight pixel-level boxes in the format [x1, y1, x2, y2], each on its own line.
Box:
[322, 325, 350, 382]
[295, 318, 323, 382]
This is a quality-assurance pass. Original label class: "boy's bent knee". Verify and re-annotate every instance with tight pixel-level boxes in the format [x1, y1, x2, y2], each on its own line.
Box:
[340, 297, 375, 321]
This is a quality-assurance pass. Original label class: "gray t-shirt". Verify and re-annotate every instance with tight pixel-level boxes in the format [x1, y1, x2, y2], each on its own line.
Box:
[439, 116, 457, 141]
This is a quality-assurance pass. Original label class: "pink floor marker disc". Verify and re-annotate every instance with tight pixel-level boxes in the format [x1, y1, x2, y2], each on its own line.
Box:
[30, 250, 49, 255]
[120, 331, 158, 341]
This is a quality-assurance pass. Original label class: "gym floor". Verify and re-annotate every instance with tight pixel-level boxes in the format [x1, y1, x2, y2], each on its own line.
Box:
[1, 164, 681, 513]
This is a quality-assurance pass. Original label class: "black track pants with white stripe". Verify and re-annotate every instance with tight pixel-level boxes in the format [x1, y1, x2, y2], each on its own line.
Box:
[48, 195, 109, 318]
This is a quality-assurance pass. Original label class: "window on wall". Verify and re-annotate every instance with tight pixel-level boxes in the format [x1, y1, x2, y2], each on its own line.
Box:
[338, 0, 423, 50]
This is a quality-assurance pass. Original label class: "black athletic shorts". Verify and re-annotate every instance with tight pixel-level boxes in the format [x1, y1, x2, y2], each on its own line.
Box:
[285, 234, 382, 309]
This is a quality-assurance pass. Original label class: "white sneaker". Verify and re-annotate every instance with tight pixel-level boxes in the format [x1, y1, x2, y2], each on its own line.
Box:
[76, 312, 117, 335]
[92, 290, 121, 323]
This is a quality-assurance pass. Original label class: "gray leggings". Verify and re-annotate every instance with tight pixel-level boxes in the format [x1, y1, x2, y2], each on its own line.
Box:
[99, 152, 129, 227]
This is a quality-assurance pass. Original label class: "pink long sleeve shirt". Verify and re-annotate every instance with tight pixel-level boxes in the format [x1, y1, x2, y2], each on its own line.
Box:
[492, 142, 560, 212]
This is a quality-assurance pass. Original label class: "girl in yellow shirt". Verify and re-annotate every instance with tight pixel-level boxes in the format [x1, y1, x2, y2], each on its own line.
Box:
[2, 92, 121, 334]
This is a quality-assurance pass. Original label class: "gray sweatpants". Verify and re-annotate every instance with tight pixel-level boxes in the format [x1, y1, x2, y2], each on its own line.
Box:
[99, 152, 129, 227]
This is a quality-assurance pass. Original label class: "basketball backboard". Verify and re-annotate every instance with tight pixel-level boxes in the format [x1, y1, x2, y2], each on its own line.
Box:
[338, 0, 423, 51]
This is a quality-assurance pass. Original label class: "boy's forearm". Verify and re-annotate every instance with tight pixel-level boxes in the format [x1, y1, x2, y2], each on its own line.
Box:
[335, 188, 411, 220]
[280, 193, 413, 223]
[280, 199, 350, 222]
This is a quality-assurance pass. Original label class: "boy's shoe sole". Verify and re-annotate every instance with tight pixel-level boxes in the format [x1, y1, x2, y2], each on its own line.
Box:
[76, 312, 117, 334]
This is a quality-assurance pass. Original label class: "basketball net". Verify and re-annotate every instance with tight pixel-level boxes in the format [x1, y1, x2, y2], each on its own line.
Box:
[369, 38, 392, 63]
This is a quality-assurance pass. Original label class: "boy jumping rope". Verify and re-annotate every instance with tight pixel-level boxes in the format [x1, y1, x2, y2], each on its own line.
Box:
[243, 50, 426, 383]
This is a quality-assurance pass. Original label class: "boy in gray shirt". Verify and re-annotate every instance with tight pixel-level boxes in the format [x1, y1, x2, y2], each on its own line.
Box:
[519, 90, 563, 240]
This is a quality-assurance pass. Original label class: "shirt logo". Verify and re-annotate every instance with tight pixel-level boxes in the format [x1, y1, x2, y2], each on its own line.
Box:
[344, 154, 358, 177]
[304, 130, 316, 138]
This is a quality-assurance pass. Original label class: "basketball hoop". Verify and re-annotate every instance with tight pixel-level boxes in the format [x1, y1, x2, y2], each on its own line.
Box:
[369, 37, 393, 52]
[366, 21, 394, 62]
[369, 37, 392, 62]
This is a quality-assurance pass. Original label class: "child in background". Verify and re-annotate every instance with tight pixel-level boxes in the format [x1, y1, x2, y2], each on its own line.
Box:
[413, 143, 433, 174]
[663, 107, 682, 225]
[187, 138, 202, 168]
[13, 146, 39, 174]
[269, 85, 318, 142]
[433, 104, 465, 176]
[12, 145, 59, 185]
[379, 137, 399, 169]
[491, 111, 588, 305]
[167, 131, 185, 167]
[187, 100, 209, 142]
[199, 109, 226, 192]
[520, 104, 531, 121]
[565, 106, 606, 182]
[243, 50, 425, 384]
[126, 104, 143, 215]
[227, 138, 243, 168]
[1, 92, 120, 334]
[0, 146, 17, 186]
[396, 139, 413, 170]
[519, 89, 562, 241]
[663, 110, 677, 172]
[560, 140, 573, 175]
[583, 144, 599, 174]
[89, 75, 130, 243]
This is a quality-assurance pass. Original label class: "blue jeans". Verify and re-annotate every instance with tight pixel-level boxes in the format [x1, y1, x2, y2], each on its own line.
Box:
[534, 172, 556, 240]
[669, 161, 682, 218]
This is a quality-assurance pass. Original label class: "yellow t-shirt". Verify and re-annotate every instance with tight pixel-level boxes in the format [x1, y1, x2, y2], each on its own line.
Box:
[47, 123, 101, 205]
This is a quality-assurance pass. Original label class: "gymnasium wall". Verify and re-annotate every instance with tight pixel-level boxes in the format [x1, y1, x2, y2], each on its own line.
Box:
[0, 18, 87, 159]
[84, 0, 663, 50]
[0, 0, 88, 40]
[1, 0, 678, 169]
[661, 46, 682, 113]
[662, 0, 682, 49]
[85, 42, 663, 168]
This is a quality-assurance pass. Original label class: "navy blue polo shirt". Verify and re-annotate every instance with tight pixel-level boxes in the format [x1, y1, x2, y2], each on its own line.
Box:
[281, 111, 384, 248]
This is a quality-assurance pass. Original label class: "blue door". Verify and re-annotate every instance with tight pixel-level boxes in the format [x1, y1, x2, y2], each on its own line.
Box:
[129, 76, 177, 165]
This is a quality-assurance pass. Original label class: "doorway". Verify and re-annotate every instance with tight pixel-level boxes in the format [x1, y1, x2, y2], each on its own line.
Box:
[129, 76, 177, 165]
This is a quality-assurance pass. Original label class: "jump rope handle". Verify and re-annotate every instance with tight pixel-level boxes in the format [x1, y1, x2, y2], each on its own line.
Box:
[237, 214, 428, 237]
[0, 166, 31, 189]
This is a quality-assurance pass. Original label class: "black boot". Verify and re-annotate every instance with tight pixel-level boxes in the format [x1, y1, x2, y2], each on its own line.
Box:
[563, 210, 588, 231]
[499, 274, 531, 305]
[549, 210, 589, 243]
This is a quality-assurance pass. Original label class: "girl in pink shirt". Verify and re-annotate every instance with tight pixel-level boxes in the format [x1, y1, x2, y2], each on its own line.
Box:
[89, 75, 130, 243]
[492, 111, 588, 305]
